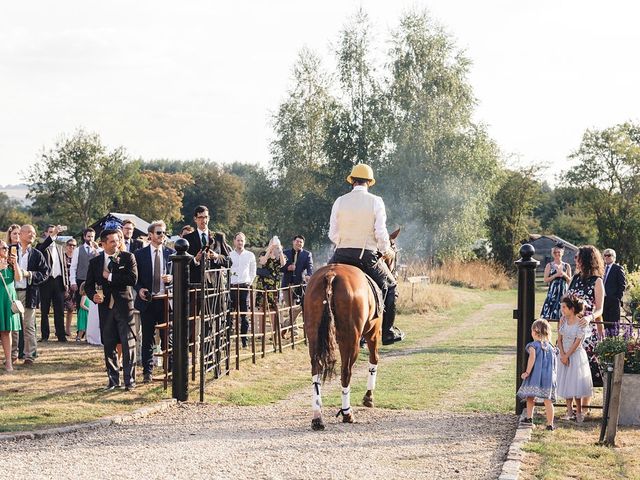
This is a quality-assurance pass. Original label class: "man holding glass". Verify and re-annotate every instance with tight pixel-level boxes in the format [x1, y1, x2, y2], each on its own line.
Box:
[85, 229, 138, 391]
[134, 220, 175, 383]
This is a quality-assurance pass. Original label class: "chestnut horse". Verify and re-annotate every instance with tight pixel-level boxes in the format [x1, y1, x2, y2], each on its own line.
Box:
[304, 229, 399, 430]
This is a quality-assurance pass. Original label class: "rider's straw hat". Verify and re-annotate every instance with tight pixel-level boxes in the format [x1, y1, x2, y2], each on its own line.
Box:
[346, 164, 376, 186]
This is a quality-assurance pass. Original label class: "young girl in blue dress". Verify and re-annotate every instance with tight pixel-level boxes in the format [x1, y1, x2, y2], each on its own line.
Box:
[517, 318, 557, 430]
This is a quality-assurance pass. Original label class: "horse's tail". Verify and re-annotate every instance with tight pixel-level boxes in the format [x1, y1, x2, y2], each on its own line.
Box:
[314, 270, 338, 382]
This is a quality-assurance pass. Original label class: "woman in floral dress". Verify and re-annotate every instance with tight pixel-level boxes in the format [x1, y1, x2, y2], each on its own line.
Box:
[567, 245, 605, 411]
[255, 236, 286, 312]
[541, 243, 572, 320]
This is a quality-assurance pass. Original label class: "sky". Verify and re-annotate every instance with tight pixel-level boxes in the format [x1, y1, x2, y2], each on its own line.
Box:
[1, 1, 638, 186]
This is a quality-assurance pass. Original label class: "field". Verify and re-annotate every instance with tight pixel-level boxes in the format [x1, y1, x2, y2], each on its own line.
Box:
[1, 280, 638, 479]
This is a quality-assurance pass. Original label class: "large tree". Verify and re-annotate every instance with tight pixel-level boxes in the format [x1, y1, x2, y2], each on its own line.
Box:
[0, 193, 31, 231]
[26, 130, 138, 230]
[565, 122, 640, 267]
[382, 10, 500, 258]
[487, 168, 541, 269]
[119, 170, 193, 230]
[269, 47, 338, 248]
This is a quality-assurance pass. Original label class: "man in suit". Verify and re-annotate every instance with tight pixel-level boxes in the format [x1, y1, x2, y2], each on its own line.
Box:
[281, 234, 313, 307]
[69, 228, 100, 310]
[37, 225, 68, 342]
[134, 220, 175, 383]
[602, 248, 627, 337]
[86, 229, 138, 391]
[11, 224, 49, 365]
[184, 205, 232, 283]
[121, 219, 144, 254]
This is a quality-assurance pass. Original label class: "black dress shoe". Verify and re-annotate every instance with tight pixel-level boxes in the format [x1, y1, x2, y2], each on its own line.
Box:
[125, 382, 137, 391]
[143, 373, 152, 384]
[103, 383, 120, 391]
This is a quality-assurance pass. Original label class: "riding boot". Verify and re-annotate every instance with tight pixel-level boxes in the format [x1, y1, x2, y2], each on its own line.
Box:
[382, 285, 404, 345]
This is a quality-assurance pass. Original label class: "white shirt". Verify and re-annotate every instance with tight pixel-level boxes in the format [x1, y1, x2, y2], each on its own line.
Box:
[197, 228, 209, 247]
[150, 246, 167, 294]
[48, 238, 61, 278]
[328, 185, 390, 252]
[230, 249, 256, 285]
[15, 245, 29, 289]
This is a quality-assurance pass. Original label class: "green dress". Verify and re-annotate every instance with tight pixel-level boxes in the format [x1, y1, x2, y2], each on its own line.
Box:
[77, 296, 90, 331]
[255, 252, 282, 310]
[0, 267, 22, 331]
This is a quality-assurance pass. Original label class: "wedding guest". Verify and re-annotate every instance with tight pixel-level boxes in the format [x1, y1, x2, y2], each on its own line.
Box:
[540, 243, 571, 320]
[229, 232, 256, 347]
[11, 225, 49, 365]
[602, 249, 627, 337]
[0, 239, 23, 372]
[63, 238, 77, 337]
[37, 225, 68, 342]
[121, 219, 143, 254]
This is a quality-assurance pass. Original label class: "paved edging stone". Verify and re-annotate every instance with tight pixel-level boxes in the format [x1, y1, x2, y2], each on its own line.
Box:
[0, 398, 177, 443]
[498, 421, 533, 480]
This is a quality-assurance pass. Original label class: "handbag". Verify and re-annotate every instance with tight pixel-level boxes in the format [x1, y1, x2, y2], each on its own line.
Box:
[0, 269, 25, 315]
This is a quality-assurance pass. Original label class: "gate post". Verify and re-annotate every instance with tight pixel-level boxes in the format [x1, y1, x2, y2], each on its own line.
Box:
[171, 238, 192, 402]
[514, 243, 539, 415]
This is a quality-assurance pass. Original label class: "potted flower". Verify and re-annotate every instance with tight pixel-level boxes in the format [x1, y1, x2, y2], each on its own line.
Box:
[596, 335, 640, 425]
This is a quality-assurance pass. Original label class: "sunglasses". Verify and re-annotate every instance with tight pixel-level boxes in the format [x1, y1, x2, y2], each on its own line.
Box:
[603, 253, 612, 257]
[154, 231, 166, 236]
[68, 243, 77, 247]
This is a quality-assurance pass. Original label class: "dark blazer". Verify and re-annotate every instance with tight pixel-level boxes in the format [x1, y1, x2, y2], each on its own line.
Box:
[17, 246, 50, 309]
[124, 238, 144, 254]
[134, 244, 175, 312]
[281, 248, 313, 287]
[36, 236, 68, 288]
[184, 230, 232, 282]
[85, 251, 138, 318]
[604, 263, 627, 302]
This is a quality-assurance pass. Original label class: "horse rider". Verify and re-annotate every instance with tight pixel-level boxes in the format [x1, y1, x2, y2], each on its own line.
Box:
[328, 163, 405, 345]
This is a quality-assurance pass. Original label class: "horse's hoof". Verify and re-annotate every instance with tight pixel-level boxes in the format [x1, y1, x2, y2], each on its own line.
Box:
[342, 412, 354, 423]
[363, 395, 374, 408]
[311, 418, 325, 431]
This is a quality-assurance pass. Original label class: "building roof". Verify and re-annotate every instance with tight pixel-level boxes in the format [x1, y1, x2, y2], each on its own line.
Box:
[528, 234, 578, 251]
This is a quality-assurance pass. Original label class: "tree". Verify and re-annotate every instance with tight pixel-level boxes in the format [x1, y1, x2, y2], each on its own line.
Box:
[382, 10, 500, 258]
[26, 130, 138, 230]
[269, 48, 339, 248]
[0, 192, 31, 231]
[487, 169, 541, 269]
[565, 122, 640, 268]
[120, 170, 193, 230]
[141, 159, 248, 236]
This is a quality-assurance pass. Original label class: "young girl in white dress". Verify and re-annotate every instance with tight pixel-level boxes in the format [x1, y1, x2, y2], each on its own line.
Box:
[557, 293, 593, 423]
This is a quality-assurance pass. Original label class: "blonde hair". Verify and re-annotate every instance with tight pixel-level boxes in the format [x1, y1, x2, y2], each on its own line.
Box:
[531, 319, 551, 342]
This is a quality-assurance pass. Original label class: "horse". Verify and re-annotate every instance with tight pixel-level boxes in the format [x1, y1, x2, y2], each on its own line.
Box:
[303, 228, 400, 430]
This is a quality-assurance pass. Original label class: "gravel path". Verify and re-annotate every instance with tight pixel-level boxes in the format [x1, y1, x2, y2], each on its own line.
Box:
[0, 302, 518, 479]
[0, 403, 515, 480]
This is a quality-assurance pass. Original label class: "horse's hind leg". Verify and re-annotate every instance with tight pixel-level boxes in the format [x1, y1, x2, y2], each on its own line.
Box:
[363, 330, 380, 408]
[338, 344, 358, 423]
[310, 360, 325, 431]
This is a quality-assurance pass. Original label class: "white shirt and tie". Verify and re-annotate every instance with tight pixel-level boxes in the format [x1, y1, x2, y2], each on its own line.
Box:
[150, 246, 166, 294]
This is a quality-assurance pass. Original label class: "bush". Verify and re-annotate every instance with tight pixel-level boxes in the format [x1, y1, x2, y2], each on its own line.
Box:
[595, 336, 640, 374]
[428, 260, 513, 290]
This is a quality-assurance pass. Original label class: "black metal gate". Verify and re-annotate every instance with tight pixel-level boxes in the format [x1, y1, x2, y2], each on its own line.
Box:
[196, 265, 231, 401]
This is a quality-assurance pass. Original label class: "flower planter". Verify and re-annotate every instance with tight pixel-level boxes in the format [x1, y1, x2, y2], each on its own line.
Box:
[618, 373, 640, 426]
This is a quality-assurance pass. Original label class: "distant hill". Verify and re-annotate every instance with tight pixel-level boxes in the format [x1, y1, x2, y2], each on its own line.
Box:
[0, 184, 31, 205]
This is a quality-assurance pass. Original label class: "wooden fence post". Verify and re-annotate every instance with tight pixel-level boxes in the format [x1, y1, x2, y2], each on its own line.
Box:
[604, 352, 625, 446]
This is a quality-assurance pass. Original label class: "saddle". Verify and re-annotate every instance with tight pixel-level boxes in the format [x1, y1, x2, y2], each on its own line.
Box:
[363, 272, 384, 321]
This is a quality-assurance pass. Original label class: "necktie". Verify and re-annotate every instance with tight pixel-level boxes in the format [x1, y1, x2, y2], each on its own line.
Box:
[604, 265, 610, 283]
[126, 241, 130, 252]
[153, 249, 161, 294]
[201, 232, 207, 248]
